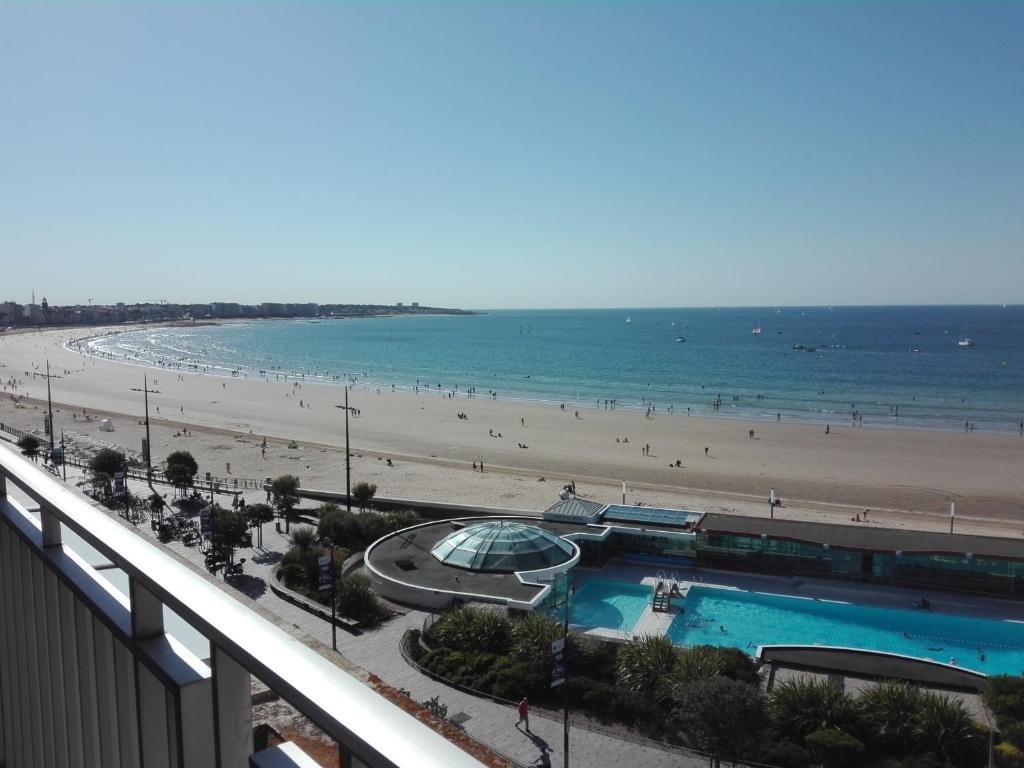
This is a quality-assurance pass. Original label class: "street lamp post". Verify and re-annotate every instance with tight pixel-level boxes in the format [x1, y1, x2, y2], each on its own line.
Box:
[331, 539, 337, 651]
[38, 360, 62, 454]
[129, 376, 159, 477]
[345, 386, 351, 513]
[335, 387, 354, 513]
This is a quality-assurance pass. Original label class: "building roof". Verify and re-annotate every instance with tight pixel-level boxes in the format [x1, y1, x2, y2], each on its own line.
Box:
[542, 497, 606, 521]
[601, 504, 703, 529]
[431, 520, 576, 573]
[697, 513, 1024, 561]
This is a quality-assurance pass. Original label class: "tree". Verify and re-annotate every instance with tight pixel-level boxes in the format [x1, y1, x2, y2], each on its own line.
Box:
[164, 450, 198, 491]
[245, 503, 275, 548]
[289, 525, 317, 554]
[352, 481, 377, 510]
[615, 634, 680, 702]
[672, 676, 767, 764]
[17, 434, 41, 462]
[148, 492, 167, 520]
[271, 475, 301, 532]
[211, 506, 249, 566]
[88, 448, 127, 495]
[768, 678, 860, 744]
[318, 505, 360, 547]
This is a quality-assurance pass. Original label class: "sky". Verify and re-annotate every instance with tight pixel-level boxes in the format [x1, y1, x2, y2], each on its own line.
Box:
[1, 2, 1022, 310]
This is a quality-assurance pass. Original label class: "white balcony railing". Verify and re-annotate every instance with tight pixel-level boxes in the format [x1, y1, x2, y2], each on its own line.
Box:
[0, 444, 484, 768]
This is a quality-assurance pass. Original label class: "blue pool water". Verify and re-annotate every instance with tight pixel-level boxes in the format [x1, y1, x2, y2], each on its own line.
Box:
[668, 587, 1024, 675]
[570, 579, 651, 633]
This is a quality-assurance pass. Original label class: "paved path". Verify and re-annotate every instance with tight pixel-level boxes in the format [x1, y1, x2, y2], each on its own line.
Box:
[54, 465, 707, 768]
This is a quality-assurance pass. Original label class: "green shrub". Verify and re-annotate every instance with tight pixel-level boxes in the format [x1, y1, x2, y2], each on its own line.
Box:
[615, 634, 680, 701]
[769, 677, 861, 744]
[429, 606, 512, 655]
[757, 739, 813, 768]
[804, 728, 864, 768]
[996, 741, 1024, 768]
[987, 676, 1024, 733]
[336, 574, 388, 626]
[565, 635, 619, 685]
[672, 676, 766, 760]
[510, 612, 564, 666]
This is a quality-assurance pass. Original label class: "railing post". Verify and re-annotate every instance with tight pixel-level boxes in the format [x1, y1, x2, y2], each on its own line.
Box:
[211, 644, 251, 768]
[40, 502, 62, 548]
[129, 577, 163, 640]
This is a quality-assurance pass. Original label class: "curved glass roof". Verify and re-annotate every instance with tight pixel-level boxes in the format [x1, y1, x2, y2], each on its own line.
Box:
[430, 521, 575, 573]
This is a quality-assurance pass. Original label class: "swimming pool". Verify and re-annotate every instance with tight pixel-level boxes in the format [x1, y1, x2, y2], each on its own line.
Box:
[667, 586, 1024, 675]
[570, 579, 651, 633]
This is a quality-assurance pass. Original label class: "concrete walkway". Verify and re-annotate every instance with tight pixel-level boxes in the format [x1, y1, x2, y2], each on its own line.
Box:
[51, 465, 707, 768]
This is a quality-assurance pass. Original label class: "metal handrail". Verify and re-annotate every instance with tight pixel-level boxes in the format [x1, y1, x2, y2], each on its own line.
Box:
[0, 444, 483, 768]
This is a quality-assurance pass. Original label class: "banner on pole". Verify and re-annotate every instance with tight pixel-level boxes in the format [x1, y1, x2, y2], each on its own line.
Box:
[318, 555, 332, 592]
[200, 505, 212, 536]
[550, 637, 566, 688]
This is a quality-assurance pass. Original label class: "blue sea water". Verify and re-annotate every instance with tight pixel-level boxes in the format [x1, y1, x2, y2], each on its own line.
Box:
[83, 305, 1024, 433]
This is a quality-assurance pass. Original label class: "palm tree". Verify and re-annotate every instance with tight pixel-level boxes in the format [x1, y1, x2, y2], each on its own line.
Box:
[352, 481, 377, 511]
[858, 680, 921, 756]
[675, 644, 727, 685]
[17, 435, 41, 462]
[913, 690, 983, 765]
[615, 634, 680, 702]
[768, 677, 860, 744]
[288, 525, 317, 554]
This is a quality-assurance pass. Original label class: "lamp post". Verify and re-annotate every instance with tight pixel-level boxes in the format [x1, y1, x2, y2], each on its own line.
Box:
[335, 386, 354, 513]
[38, 360, 62, 454]
[129, 375, 159, 477]
[331, 538, 337, 651]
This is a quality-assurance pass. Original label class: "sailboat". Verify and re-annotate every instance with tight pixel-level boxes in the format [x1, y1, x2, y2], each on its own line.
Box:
[958, 322, 974, 347]
[625, 316, 631, 324]
[752, 325, 762, 335]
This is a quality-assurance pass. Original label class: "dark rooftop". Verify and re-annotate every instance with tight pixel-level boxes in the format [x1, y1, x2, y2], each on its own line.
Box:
[367, 517, 587, 604]
[698, 513, 1024, 560]
[543, 497, 605, 520]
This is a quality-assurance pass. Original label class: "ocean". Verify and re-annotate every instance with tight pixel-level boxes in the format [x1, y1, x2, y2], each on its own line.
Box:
[81, 306, 1024, 434]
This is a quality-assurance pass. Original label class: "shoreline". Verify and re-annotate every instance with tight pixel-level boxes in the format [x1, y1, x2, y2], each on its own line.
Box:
[72, 322, 1024, 437]
[2, 326, 1023, 534]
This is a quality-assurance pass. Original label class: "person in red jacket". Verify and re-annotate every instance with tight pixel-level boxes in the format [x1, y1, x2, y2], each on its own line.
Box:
[517, 697, 530, 731]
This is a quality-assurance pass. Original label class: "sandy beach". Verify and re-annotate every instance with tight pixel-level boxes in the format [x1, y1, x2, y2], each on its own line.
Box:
[2, 325, 1023, 537]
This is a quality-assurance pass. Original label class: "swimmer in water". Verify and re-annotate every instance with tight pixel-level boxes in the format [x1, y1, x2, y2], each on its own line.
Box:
[719, 625, 727, 634]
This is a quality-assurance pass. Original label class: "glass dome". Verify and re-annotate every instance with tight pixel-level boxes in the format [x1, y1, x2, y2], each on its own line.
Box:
[430, 521, 575, 573]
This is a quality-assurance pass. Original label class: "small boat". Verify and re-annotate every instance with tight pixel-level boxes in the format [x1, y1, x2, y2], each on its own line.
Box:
[752, 325, 762, 335]
[957, 322, 974, 347]
[676, 336, 686, 343]
[625, 316, 631, 324]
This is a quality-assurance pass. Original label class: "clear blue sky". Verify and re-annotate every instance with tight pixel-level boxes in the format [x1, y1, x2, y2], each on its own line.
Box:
[2, 2, 1021, 309]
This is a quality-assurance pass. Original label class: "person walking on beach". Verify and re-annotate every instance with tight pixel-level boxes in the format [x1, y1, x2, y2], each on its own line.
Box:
[517, 697, 530, 731]
[704, 446, 709, 457]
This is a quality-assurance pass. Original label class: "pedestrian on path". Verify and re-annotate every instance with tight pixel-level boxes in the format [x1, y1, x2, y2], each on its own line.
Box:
[517, 696, 530, 731]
